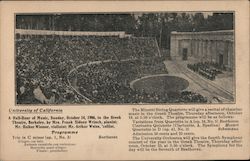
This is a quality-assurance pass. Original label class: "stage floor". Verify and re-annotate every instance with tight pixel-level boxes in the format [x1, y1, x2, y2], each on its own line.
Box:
[164, 58, 234, 103]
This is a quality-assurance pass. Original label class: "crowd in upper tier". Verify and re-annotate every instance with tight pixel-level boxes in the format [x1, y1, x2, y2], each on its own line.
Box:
[16, 35, 207, 104]
[16, 35, 159, 104]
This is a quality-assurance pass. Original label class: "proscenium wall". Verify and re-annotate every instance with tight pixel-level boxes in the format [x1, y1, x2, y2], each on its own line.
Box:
[170, 30, 234, 70]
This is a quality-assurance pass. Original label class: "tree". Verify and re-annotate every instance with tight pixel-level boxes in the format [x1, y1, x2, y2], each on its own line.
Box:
[16, 12, 234, 49]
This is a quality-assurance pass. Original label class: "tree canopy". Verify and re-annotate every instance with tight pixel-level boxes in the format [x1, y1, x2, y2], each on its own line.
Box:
[16, 12, 234, 49]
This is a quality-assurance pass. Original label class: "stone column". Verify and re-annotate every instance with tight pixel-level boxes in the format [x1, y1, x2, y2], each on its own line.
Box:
[193, 40, 196, 57]
[232, 41, 235, 71]
[227, 41, 234, 70]
[201, 40, 204, 60]
[201, 40, 205, 61]
[204, 40, 208, 61]
[191, 40, 194, 57]
[197, 40, 200, 59]
[178, 40, 182, 57]
[215, 40, 218, 63]
[200, 40, 203, 59]
[207, 40, 212, 62]
[195, 40, 198, 57]
[198, 40, 202, 59]
[227, 41, 231, 69]
[211, 40, 217, 62]
[170, 34, 178, 59]
[224, 41, 229, 68]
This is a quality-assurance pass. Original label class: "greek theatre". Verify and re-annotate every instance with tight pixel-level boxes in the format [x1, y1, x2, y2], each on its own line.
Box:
[170, 30, 234, 71]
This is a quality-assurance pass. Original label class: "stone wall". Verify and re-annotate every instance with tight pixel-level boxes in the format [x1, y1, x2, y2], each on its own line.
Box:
[15, 29, 131, 38]
[170, 30, 234, 70]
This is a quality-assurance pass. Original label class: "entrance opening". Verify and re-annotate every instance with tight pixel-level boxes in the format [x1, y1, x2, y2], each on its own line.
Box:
[182, 48, 188, 60]
[219, 54, 224, 66]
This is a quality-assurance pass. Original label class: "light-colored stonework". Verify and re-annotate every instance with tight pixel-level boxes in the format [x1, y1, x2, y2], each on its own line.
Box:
[170, 30, 234, 70]
[15, 29, 132, 38]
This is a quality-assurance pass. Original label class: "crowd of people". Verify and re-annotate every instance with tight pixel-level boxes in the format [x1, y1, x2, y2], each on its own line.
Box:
[177, 91, 207, 103]
[16, 34, 208, 104]
[73, 59, 161, 103]
[16, 35, 159, 104]
[187, 62, 223, 81]
[74, 58, 207, 103]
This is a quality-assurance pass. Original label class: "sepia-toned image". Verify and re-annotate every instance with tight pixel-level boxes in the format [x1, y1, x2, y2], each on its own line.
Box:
[1, 1, 249, 160]
[15, 12, 235, 105]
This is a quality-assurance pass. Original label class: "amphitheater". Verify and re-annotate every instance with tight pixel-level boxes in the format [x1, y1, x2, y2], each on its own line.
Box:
[15, 29, 234, 104]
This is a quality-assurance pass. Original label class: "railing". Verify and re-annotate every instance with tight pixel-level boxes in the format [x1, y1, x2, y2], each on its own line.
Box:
[15, 29, 128, 38]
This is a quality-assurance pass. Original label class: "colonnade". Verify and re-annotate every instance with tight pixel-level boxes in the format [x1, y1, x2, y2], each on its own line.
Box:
[187, 39, 234, 69]
[170, 30, 234, 70]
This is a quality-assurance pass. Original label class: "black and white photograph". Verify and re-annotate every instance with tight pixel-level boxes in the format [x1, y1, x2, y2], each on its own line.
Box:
[15, 12, 235, 105]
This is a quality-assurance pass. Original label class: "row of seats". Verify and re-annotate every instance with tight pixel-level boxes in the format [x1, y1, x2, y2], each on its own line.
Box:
[16, 35, 159, 104]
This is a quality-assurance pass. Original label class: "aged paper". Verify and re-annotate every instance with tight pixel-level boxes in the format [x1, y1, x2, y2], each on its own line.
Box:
[0, 0, 249, 160]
